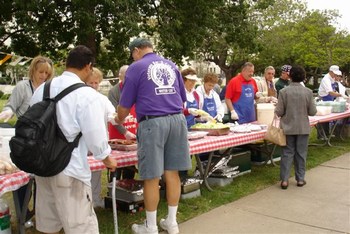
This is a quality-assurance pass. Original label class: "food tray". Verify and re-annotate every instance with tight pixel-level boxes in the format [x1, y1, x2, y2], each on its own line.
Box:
[191, 127, 230, 136]
[181, 178, 201, 194]
[109, 139, 137, 151]
[108, 180, 144, 202]
[187, 131, 208, 140]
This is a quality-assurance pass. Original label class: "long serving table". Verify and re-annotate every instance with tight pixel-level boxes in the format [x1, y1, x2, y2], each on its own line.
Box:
[309, 109, 350, 146]
[87, 130, 269, 191]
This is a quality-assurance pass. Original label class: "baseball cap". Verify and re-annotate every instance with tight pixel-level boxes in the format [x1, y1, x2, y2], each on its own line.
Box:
[281, 65, 292, 73]
[329, 65, 341, 76]
[185, 74, 200, 81]
[128, 38, 153, 52]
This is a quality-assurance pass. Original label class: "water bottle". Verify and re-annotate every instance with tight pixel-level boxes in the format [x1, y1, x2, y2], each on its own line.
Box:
[0, 198, 11, 234]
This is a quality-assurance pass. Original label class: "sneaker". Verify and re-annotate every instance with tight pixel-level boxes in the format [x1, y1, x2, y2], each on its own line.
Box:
[132, 221, 158, 234]
[24, 219, 34, 228]
[160, 218, 179, 234]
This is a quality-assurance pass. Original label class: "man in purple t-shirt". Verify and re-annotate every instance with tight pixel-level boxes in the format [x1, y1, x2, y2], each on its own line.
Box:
[115, 38, 191, 234]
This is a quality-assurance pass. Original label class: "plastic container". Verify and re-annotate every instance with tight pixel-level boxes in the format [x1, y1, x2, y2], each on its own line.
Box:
[0, 128, 15, 161]
[316, 106, 332, 116]
[256, 103, 275, 125]
[331, 101, 346, 113]
[0, 199, 11, 234]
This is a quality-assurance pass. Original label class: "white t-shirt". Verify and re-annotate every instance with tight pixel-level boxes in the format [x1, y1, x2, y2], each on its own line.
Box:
[318, 73, 335, 97]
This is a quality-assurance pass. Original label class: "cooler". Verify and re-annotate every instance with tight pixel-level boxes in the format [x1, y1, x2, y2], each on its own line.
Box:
[242, 142, 282, 165]
[227, 148, 252, 176]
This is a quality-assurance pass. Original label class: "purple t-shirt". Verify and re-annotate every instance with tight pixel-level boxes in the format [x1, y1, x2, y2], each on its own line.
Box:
[120, 53, 186, 121]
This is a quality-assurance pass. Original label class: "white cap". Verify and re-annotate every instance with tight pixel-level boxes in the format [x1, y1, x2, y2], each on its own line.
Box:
[329, 65, 341, 76]
[185, 74, 200, 81]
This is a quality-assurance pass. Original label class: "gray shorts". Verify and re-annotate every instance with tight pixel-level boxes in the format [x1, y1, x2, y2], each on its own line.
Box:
[137, 113, 191, 179]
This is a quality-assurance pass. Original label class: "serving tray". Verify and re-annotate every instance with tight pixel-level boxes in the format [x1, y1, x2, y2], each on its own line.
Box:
[108, 139, 137, 151]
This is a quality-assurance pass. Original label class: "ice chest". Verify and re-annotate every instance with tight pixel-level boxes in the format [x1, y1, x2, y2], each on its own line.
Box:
[226, 148, 252, 176]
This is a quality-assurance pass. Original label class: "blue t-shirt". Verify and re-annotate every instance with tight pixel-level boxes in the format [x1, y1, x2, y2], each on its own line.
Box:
[120, 53, 186, 121]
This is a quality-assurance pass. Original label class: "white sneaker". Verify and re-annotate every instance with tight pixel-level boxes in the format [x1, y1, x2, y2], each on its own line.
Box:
[132, 221, 158, 234]
[24, 219, 34, 228]
[160, 218, 179, 234]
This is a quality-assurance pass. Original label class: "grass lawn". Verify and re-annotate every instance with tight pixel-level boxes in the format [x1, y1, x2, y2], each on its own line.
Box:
[1, 99, 349, 233]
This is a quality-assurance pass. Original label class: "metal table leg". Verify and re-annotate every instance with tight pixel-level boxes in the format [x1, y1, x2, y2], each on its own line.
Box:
[12, 178, 34, 234]
[195, 152, 214, 191]
[194, 148, 234, 191]
[309, 124, 328, 147]
[337, 117, 349, 141]
[263, 140, 277, 166]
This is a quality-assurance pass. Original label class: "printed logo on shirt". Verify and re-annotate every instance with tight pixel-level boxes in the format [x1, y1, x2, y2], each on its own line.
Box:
[244, 87, 253, 98]
[147, 61, 176, 95]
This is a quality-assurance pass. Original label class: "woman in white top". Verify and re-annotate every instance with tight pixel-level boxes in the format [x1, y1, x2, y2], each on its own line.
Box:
[196, 73, 224, 122]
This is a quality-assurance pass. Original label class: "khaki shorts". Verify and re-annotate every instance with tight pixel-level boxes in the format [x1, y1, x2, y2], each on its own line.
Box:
[35, 173, 99, 234]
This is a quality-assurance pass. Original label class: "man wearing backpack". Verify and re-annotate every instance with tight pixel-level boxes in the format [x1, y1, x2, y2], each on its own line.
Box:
[29, 45, 117, 234]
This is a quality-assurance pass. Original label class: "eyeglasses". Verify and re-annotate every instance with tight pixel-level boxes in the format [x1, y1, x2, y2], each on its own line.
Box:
[89, 62, 93, 71]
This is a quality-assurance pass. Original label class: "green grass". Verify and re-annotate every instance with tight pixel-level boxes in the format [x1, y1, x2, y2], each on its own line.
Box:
[1, 99, 349, 234]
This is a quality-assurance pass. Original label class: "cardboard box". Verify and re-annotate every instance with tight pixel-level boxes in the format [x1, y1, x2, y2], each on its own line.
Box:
[207, 177, 233, 187]
[180, 189, 201, 199]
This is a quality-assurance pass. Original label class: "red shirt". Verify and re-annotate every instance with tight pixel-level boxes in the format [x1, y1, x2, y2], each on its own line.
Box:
[225, 74, 258, 103]
[108, 106, 138, 140]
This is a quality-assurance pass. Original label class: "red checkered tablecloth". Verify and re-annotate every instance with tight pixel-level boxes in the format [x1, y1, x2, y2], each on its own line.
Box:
[0, 171, 31, 197]
[89, 150, 138, 171]
[309, 109, 350, 124]
[189, 130, 267, 154]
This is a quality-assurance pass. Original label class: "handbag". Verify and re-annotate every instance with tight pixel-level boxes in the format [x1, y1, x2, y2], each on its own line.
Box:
[264, 115, 286, 146]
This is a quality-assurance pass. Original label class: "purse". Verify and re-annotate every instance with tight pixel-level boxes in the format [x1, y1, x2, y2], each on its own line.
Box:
[264, 115, 286, 146]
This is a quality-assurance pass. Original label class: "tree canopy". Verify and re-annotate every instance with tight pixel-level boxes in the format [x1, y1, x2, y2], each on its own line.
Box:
[1, 0, 349, 86]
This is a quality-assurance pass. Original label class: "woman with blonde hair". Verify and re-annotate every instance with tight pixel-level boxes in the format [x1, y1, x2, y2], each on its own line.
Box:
[0, 55, 54, 121]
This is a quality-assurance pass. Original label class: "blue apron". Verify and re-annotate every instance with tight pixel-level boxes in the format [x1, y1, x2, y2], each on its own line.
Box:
[203, 95, 217, 118]
[322, 82, 337, 101]
[233, 83, 255, 124]
[186, 99, 199, 129]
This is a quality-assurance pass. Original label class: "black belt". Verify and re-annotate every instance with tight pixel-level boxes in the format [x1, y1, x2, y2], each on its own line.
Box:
[139, 112, 181, 123]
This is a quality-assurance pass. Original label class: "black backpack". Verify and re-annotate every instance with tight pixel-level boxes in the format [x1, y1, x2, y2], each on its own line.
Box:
[9, 80, 86, 177]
